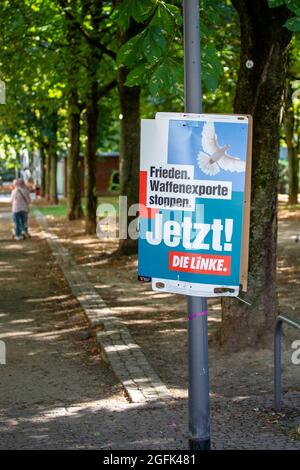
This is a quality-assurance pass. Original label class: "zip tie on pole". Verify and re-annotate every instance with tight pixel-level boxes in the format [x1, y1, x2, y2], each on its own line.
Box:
[236, 295, 252, 306]
[187, 310, 208, 321]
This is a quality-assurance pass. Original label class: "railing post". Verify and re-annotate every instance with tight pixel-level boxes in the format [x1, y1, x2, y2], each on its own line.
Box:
[274, 318, 282, 412]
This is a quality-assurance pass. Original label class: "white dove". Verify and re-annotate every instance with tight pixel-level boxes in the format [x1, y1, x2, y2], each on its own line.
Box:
[197, 122, 246, 176]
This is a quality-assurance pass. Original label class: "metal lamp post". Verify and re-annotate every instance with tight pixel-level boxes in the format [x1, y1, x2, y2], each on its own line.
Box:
[183, 0, 211, 451]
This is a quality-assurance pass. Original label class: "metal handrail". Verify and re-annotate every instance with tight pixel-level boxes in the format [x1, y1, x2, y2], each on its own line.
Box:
[274, 314, 300, 411]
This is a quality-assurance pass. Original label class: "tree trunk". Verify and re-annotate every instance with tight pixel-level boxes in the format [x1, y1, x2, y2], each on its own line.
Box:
[118, 70, 140, 255]
[66, 14, 83, 220]
[49, 149, 58, 205]
[114, 9, 142, 255]
[284, 82, 298, 205]
[85, 58, 98, 234]
[220, 0, 293, 351]
[287, 147, 298, 205]
[67, 91, 83, 220]
[40, 143, 46, 198]
[45, 145, 51, 202]
[49, 111, 58, 205]
[117, 67, 140, 255]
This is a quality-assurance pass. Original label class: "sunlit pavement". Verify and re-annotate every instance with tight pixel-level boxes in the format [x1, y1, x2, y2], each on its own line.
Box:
[0, 201, 299, 450]
[0, 194, 11, 203]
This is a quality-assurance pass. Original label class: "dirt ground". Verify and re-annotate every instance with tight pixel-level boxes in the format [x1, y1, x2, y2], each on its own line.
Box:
[0, 200, 299, 449]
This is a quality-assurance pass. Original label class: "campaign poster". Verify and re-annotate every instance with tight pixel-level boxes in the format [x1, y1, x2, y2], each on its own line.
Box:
[138, 113, 251, 297]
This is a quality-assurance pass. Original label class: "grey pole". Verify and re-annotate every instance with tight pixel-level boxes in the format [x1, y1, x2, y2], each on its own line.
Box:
[183, 0, 202, 113]
[183, 0, 211, 450]
[274, 314, 300, 412]
[274, 318, 282, 412]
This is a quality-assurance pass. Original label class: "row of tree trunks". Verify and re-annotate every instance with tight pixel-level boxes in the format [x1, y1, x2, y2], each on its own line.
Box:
[45, 148, 51, 202]
[48, 110, 59, 205]
[84, 1, 102, 235]
[66, 8, 83, 220]
[37, 109, 58, 204]
[220, 0, 293, 351]
[46, 0, 141, 236]
[40, 143, 46, 198]
[284, 81, 299, 205]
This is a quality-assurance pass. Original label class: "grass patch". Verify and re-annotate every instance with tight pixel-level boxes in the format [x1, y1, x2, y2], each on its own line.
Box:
[279, 204, 300, 211]
[37, 195, 119, 218]
[97, 196, 119, 212]
[38, 204, 68, 217]
[290, 426, 300, 441]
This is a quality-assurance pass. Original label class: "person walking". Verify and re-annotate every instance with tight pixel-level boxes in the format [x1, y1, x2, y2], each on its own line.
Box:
[19, 179, 31, 237]
[11, 179, 31, 240]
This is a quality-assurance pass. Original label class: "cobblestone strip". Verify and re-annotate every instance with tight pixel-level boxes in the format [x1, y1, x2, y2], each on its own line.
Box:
[34, 209, 172, 404]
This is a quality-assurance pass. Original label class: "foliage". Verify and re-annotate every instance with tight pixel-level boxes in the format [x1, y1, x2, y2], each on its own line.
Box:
[0, 0, 67, 168]
[268, 0, 300, 32]
[116, 0, 236, 97]
[0, 0, 299, 178]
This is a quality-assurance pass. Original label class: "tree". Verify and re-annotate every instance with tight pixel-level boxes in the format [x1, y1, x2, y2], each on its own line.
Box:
[58, 0, 117, 230]
[115, 3, 142, 254]
[47, 109, 59, 204]
[115, 0, 235, 253]
[81, 1, 116, 234]
[0, 0, 66, 204]
[284, 81, 299, 204]
[220, 0, 297, 350]
[114, 0, 184, 254]
[284, 40, 300, 205]
[85, 63, 116, 234]
[57, 0, 84, 219]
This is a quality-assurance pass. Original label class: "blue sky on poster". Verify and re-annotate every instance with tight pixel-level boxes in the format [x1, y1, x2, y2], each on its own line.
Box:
[168, 120, 248, 192]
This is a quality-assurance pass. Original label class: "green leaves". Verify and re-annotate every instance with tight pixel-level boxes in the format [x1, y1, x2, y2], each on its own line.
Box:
[151, 3, 182, 33]
[113, 0, 157, 31]
[128, 0, 157, 23]
[285, 0, 300, 14]
[116, 1, 183, 96]
[143, 27, 165, 62]
[117, 32, 147, 68]
[284, 16, 300, 32]
[125, 53, 183, 98]
[116, 0, 228, 97]
[267, 0, 285, 7]
[117, 25, 166, 69]
[148, 58, 183, 96]
[268, 0, 300, 32]
[126, 62, 152, 87]
[202, 43, 223, 91]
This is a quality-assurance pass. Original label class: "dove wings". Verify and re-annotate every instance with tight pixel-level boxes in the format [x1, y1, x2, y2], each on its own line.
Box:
[197, 122, 246, 176]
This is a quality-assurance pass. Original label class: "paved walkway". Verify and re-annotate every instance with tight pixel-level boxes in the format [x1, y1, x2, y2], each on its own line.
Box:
[0, 204, 299, 450]
[0, 207, 185, 450]
[34, 209, 172, 404]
